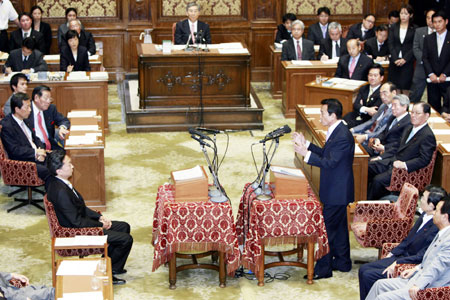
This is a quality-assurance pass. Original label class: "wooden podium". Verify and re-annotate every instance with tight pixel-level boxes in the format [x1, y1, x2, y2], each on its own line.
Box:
[270, 166, 308, 200]
[171, 166, 208, 202]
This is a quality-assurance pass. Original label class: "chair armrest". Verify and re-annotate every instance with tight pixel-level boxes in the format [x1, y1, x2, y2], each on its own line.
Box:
[364, 218, 412, 248]
[56, 226, 104, 237]
[394, 263, 417, 278]
[417, 286, 450, 298]
[353, 202, 395, 223]
[9, 278, 27, 288]
[381, 242, 400, 259]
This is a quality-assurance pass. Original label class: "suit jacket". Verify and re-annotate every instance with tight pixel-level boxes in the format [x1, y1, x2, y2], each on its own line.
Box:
[60, 45, 91, 71]
[423, 31, 450, 77]
[9, 28, 46, 54]
[0, 114, 44, 162]
[352, 102, 393, 139]
[47, 176, 103, 228]
[24, 103, 70, 150]
[307, 121, 355, 205]
[335, 53, 373, 80]
[174, 19, 212, 45]
[61, 30, 96, 55]
[318, 37, 348, 59]
[353, 84, 382, 115]
[307, 22, 327, 45]
[57, 22, 85, 49]
[281, 38, 315, 61]
[275, 24, 291, 43]
[391, 214, 439, 264]
[4, 48, 47, 72]
[347, 22, 375, 41]
[378, 113, 412, 159]
[413, 26, 431, 79]
[388, 23, 417, 64]
[0, 272, 54, 300]
[34, 21, 52, 54]
[364, 36, 389, 59]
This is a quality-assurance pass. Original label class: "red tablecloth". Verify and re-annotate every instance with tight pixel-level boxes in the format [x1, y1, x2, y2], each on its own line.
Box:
[152, 184, 240, 275]
[236, 183, 329, 274]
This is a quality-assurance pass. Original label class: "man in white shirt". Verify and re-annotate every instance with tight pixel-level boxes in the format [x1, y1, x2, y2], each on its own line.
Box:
[174, 2, 211, 45]
[281, 20, 315, 61]
[0, 0, 19, 53]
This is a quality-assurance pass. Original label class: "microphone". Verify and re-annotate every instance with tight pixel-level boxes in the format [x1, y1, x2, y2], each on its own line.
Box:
[185, 32, 193, 49]
[190, 135, 212, 148]
[188, 128, 213, 141]
[196, 30, 203, 44]
[259, 125, 292, 143]
[196, 127, 223, 134]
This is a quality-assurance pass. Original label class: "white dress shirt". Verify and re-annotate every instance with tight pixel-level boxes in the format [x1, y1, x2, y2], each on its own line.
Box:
[0, 0, 18, 30]
[32, 101, 49, 145]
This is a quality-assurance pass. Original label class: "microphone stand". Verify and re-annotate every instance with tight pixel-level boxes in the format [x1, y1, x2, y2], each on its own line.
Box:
[184, 33, 193, 52]
[255, 138, 280, 200]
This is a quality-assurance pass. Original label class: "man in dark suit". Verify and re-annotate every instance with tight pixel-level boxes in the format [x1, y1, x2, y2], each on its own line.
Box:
[343, 64, 384, 128]
[335, 39, 373, 80]
[367, 102, 437, 200]
[422, 11, 450, 113]
[358, 185, 445, 300]
[307, 6, 330, 45]
[364, 25, 390, 62]
[24, 85, 70, 151]
[64, 19, 96, 55]
[9, 12, 46, 54]
[3, 73, 29, 116]
[47, 150, 133, 285]
[0, 93, 49, 182]
[4, 37, 47, 74]
[365, 93, 411, 158]
[410, 9, 437, 103]
[293, 98, 354, 279]
[318, 22, 348, 61]
[174, 2, 211, 45]
[275, 13, 296, 43]
[281, 20, 315, 61]
[347, 14, 376, 41]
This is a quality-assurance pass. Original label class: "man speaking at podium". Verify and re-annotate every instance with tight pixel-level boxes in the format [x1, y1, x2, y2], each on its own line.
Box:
[174, 2, 212, 45]
[293, 98, 354, 280]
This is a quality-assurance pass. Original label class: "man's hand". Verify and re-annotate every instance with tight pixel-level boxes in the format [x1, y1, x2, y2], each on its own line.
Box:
[395, 58, 406, 66]
[5, 67, 12, 74]
[400, 267, 417, 279]
[439, 73, 447, 83]
[382, 261, 397, 278]
[409, 285, 420, 300]
[367, 54, 373, 59]
[59, 127, 69, 139]
[365, 106, 378, 116]
[442, 112, 450, 122]
[67, 65, 74, 73]
[292, 132, 306, 146]
[320, 54, 329, 61]
[375, 56, 385, 62]
[370, 156, 382, 161]
[21, 69, 31, 74]
[36, 148, 47, 162]
[100, 216, 112, 230]
[429, 74, 439, 83]
[355, 134, 366, 144]
[393, 160, 407, 169]
[372, 140, 385, 153]
[11, 273, 29, 285]
[294, 142, 308, 156]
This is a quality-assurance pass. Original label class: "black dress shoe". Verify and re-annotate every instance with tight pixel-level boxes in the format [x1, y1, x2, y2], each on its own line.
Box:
[112, 269, 127, 275]
[303, 274, 332, 280]
[112, 276, 126, 285]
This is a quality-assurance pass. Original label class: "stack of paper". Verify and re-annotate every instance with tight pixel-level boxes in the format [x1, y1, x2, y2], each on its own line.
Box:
[429, 117, 446, 123]
[88, 54, 99, 60]
[70, 125, 100, 131]
[67, 71, 89, 81]
[67, 110, 97, 118]
[303, 107, 321, 114]
[355, 145, 363, 154]
[172, 165, 203, 181]
[44, 55, 60, 61]
[89, 72, 108, 80]
[432, 129, 450, 135]
[65, 134, 99, 146]
[321, 58, 339, 64]
[56, 260, 100, 276]
[58, 292, 103, 300]
[55, 235, 107, 247]
[270, 166, 305, 177]
[442, 143, 450, 152]
[218, 48, 249, 54]
[291, 60, 313, 65]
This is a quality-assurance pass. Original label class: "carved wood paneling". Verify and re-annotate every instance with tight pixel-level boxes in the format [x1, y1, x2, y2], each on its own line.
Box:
[161, 0, 242, 16]
[253, 0, 277, 20]
[129, 0, 151, 22]
[93, 33, 124, 68]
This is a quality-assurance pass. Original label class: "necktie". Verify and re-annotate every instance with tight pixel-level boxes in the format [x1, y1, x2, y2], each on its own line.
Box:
[369, 105, 388, 132]
[20, 122, 37, 149]
[24, 32, 28, 39]
[438, 35, 443, 57]
[378, 43, 382, 52]
[362, 30, 367, 39]
[335, 42, 340, 57]
[296, 40, 302, 60]
[405, 128, 415, 144]
[191, 23, 195, 44]
[37, 111, 51, 150]
[349, 57, 357, 78]
[388, 118, 398, 130]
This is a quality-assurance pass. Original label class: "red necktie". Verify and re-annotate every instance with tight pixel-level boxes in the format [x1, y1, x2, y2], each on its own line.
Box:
[349, 57, 357, 78]
[296, 40, 302, 60]
[37, 111, 51, 150]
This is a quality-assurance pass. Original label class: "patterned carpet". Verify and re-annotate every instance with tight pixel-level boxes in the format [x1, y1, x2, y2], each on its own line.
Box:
[0, 82, 378, 300]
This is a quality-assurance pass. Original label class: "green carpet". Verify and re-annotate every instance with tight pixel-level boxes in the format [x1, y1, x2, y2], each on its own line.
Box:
[0, 82, 378, 300]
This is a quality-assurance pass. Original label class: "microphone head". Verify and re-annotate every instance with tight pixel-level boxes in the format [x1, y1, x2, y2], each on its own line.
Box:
[188, 127, 197, 135]
[283, 125, 292, 134]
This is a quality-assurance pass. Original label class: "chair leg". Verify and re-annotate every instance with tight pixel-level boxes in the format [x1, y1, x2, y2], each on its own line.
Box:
[6, 187, 45, 213]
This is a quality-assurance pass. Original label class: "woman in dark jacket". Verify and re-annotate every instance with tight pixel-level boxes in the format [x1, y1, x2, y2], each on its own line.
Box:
[60, 30, 90, 72]
[31, 5, 52, 54]
[275, 13, 297, 43]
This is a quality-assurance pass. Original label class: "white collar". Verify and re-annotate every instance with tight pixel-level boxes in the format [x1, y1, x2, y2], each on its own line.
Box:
[396, 111, 408, 121]
[411, 122, 428, 134]
[32, 101, 42, 116]
[327, 120, 342, 137]
[370, 84, 381, 91]
[12, 113, 24, 126]
[56, 176, 73, 189]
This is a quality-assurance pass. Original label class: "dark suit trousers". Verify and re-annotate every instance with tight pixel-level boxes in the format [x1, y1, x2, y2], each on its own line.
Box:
[367, 160, 392, 200]
[314, 205, 352, 276]
[0, 30, 8, 53]
[427, 82, 450, 113]
[409, 65, 426, 103]
[358, 256, 397, 300]
[104, 220, 133, 272]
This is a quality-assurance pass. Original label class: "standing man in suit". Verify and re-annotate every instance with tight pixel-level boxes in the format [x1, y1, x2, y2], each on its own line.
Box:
[347, 14, 376, 41]
[367, 102, 436, 200]
[0, 0, 19, 53]
[364, 25, 390, 62]
[281, 20, 315, 61]
[410, 9, 436, 103]
[174, 2, 211, 45]
[3, 73, 28, 116]
[4, 37, 47, 74]
[318, 22, 348, 61]
[24, 85, 70, 151]
[335, 39, 373, 80]
[9, 12, 45, 54]
[47, 150, 133, 285]
[359, 185, 446, 300]
[293, 98, 354, 279]
[307, 6, 330, 45]
[422, 11, 450, 113]
[366, 197, 450, 300]
[0, 93, 49, 182]
[343, 64, 384, 128]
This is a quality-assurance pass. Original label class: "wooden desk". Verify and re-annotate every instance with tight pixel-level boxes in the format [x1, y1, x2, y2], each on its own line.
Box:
[0, 74, 109, 132]
[294, 105, 369, 202]
[429, 116, 450, 193]
[137, 43, 250, 109]
[305, 78, 367, 116]
[269, 45, 282, 99]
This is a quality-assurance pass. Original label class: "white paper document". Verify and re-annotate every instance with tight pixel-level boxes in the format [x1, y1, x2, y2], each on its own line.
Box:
[89, 72, 108, 80]
[345, 79, 367, 86]
[270, 166, 305, 177]
[432, 129, 450, 135]
[65, 135, 97, 146]
[67, 110, 97, 118]
[355, 145, 363, 154]
[44, 55, 60, 61]
[172, 165, 203, 181]
[218, 48, 249, 54]
[88, 54, 99, 60]
[442, 143, 450, 152]
[56, 260, 100, 276]
[291, 60, 313, 65]
[54, 235, 107, 247]
[326, 77, 348, 84]
[59, 292, 103, 300]
[333, 83, 356, 90]
[314, 45, 320, 52]
[303, 107, 321, 114]
[70, 125, 100, 131]
[321, 58, 339, 64]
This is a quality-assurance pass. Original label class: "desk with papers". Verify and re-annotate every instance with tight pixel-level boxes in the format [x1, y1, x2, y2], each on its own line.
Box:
[428, 114, 450, 192]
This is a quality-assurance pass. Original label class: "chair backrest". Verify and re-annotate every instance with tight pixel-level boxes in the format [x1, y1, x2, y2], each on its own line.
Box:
[172, 22, 177, 43]
[43, 195, 59, 238]
[0, 138, 8, 161]
[273, 28, 278, 42]
[394, 182, 419, 220]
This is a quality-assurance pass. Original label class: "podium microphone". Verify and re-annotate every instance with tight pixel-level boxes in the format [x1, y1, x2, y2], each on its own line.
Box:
[259, 125, 291, 143]
[196, 127, 223, 134]
[188, 128, 213, 141]
[185, 33, 193, 51]
[190, 135, 212, 148]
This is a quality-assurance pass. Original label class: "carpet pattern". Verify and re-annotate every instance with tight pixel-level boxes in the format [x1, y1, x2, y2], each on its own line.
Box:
[0, 82, 379, 300]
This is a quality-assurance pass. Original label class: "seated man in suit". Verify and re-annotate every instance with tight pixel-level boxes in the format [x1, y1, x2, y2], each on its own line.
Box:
[275, 13, 296, 43]
[63, 19, 96, 56]
[0, 93, 50, 182]
[24, 85, 70, 151]
[318, 22, 348, 61]
[4, 37, 47, 74]
[343, 64, 384, 128]
[366, 197, 450, 300]
[334, 39, 373, 80]
[351, 81, 395, 143]
[367, 102, 436, 200]
[0, 271, 54, 299]
[281, 20, 315, 61]
[47, 150, 133, 285]
[174, 2, 212, 45]
[3, 73, 29, 116]
[347, 14, 377, 41]
[9, 12, 45, 54]
[60, 30, 91, 72]
[358, 185, 446, 300]
[307, 6, 330, 45]
[364, 25, 390, 62]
